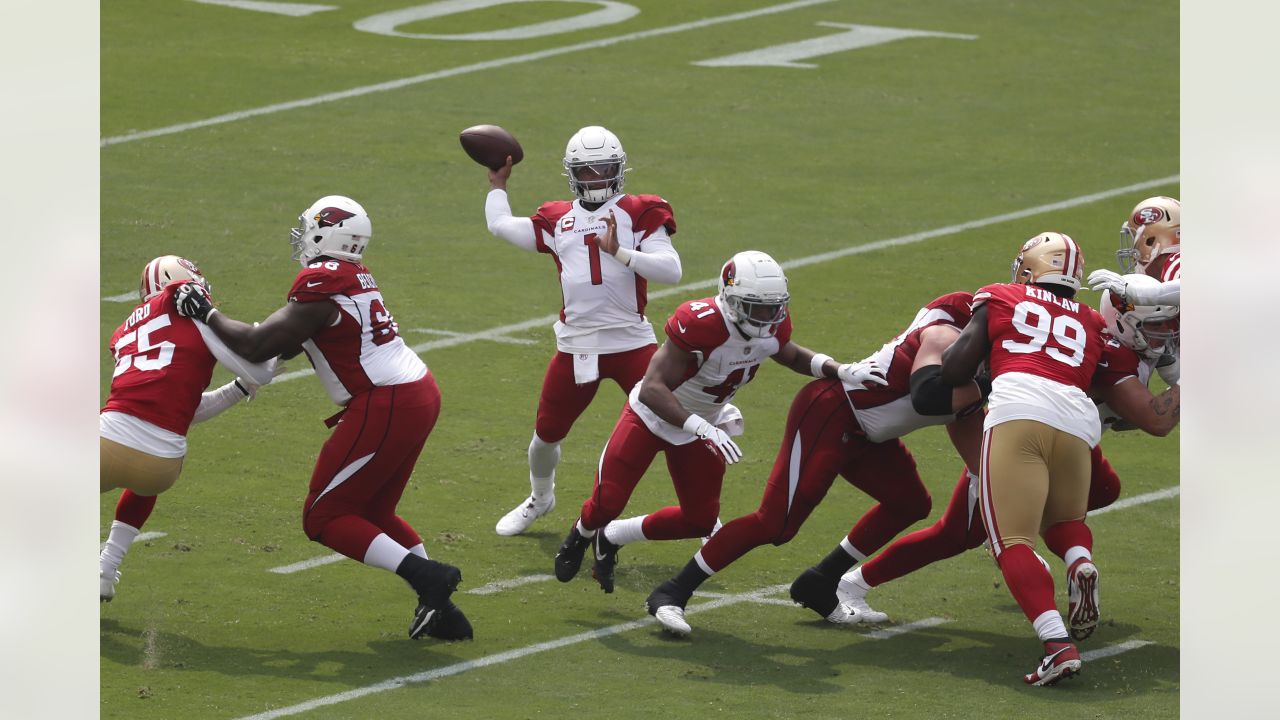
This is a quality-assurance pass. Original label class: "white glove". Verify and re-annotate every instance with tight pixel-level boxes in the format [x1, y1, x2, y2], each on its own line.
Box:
[837, 360, 889, 388]
[1087, 269, 1126, 296]
[1156, 356, 1180, 385]
[683, 414, 743, 465]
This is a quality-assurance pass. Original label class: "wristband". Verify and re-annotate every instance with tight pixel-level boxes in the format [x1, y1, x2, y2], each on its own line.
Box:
[810, 353, 833, 379]
[234, 379, 250, 397]
[682, 415, 707, 435]
[614, 246, 635, 267]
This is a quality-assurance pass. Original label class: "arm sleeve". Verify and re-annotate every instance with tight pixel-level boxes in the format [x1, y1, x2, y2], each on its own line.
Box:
[1127, 278, 1180, 306]
[196, 323, 276, 386]
[192, 380, 247, 424]
[485, 189, 538, 252]
[612, 228, 682, 284]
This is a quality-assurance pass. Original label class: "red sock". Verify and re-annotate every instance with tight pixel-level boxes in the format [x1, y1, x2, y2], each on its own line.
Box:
[997, 544, 1058, 624]
[1087, 447, 1122, 511]
[115, 490, 157, 530]
[1041, 520, 1093, 561]
[314, 515, 383, 561]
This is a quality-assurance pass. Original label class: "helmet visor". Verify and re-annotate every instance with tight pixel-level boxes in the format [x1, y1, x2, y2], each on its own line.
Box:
[738, 298, 788, 327]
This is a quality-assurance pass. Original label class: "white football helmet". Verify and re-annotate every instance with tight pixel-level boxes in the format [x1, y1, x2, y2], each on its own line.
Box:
[139, 255, 209, 302]
[1011, 232, 1084, 292]
[290, 195, 372, 266]
[718, 251, 790, 338]
[563, 126, 627, 203]
[1117, 196, 1180, 274]
[1100, 274, 1180, 359]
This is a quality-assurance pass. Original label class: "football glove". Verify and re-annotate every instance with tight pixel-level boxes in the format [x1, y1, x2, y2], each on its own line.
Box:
[174, 282, 217, 323]
[683, 414, 743, 465]
[838, 360, 889, 388]
[1087, 269, 1126, 297]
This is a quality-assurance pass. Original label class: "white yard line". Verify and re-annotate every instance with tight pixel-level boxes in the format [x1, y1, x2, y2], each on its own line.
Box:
[406, 327, 535, 346]
[135, 531, 168, 543]
[268, 553, 345, 574]
[1080, 639, 1154, 661]
[865, 617, 949, 640]
[101, 0, 836, 147]
[1089, 485, 1179, 516]
[466, 574, 554, 595]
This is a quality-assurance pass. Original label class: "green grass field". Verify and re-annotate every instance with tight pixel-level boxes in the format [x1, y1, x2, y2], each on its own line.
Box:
[101, 1, 1179, 717]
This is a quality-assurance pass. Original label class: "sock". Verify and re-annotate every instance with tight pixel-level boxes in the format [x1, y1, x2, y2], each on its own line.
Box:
[115, 490, 157, 529]
[100, 520, 141, 575]
[394, 552, 430, 583]
[528, 434, 560, 501]
[604, 516, 647, 546]
[1063, 546, 1092, 570]
[362, 533, 410, 572]
[843, 567, 872, 596]
[815, 538, 861, 578]
[407, 543, 428, 559]
[1032, 609, 1069, 642]
[671, 556, 712, 595]
[997, 544, 1059, 626]
[1042, 520, 1093, 562]
[575, 518, 597, 538]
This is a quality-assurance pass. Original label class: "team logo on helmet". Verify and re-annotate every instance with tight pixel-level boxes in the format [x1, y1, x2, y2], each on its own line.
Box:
[721, 261, 737, 287]
[315, 207, 357, 228]
[177, 258, 201, 275]
[1134, 206, 1166, 226]
[1019, 236, 1041, 252]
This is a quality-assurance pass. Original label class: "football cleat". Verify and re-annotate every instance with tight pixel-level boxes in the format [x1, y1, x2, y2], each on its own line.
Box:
[495, 494, 556, 536]
[789, 567, 841, 619]
[646, 580, 693, 637]
[591, 532, 622, 593]
[100, 569, 121, 603]
[824, 603, 863, 625]
[836, 572, 890, 624]
[405, 558, 462, 614]
[1024, 640, 1082, 686]
[554, 525, 591, 582]
[410, 601, 474, 641]
[1067, 559, 1100, 641]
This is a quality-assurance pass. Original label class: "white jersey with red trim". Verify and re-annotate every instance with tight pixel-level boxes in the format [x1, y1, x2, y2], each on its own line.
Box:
[531, 194, 677, 354]
[846, 291, 975, 443]
[288, 258, 426, 406]
[629, 296, 791, 445]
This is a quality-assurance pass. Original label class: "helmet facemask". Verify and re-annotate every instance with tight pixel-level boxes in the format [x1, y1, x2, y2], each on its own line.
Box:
[1101, 275, 1180, 360]
[563, 126, 627, 204]
[1117, 196, 1180, 274]
[718, 251, 791, 339]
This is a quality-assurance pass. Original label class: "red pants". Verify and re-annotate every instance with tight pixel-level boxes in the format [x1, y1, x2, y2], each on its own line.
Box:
[578, 404, 726, 539]
[699, 379, 932, 572]
[534, 345, 655, 442]
[302, 374, 441, 559]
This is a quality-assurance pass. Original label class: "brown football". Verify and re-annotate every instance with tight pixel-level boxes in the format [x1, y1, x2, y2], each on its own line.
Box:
[459, 124, 524, 171]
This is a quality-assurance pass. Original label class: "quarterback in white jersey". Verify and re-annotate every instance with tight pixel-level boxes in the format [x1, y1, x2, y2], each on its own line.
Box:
[483, 126, 683, 537]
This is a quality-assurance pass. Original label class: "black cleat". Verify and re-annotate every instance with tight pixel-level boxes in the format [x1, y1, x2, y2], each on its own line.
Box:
[410, 601, 474, 641]
[407, 558, 463, 610]
[789, 567, 840, 619]
[554, 525, 591, 582]
[591, 532, 622, 593]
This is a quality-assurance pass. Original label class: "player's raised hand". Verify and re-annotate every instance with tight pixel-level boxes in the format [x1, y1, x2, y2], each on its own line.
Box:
[683, 414, 743, 465]
[594, 210, 621, 256]
[174, 281, 216, 323]
[1086, 268, 1126, 296]
[838, 360, 888, 388]
[488, 155, 514, 190]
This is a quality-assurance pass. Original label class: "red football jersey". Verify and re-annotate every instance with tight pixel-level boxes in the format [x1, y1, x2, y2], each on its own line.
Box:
[288, 258, 427, 406]
[1159, 250, 1181, 282]
[851, 291, 974, 410]
[1090, 335, 1142, 390]
[102, 284, 216, 436]
[975, 283, 1106, 392]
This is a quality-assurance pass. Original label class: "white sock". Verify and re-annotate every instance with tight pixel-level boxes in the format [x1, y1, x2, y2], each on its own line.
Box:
[575, 518, 597, 538]
[1033, 609, 1069, 642]
[693, 550, 716, 577]
[839, 536, 867, 562]
[844, 566, 872, 595]
[407, 543, 428, 560]
[604, 516, 647, 546]
[1064, 546, 1092, 570]
[528, 434, 560, 501]
[362, 533, 410, 572]
[100, 521, 140, 575]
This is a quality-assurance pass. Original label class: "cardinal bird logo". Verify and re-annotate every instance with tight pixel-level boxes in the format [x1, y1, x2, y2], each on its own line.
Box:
[315, 207, 357, 228]
[721, 261, 737, 287]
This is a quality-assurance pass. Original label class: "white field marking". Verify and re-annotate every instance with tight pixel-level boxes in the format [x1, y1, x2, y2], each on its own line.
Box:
[142, 623, 162, 671]
[1089, 485, 1180, 516]
[406, 327, 535, 346]
[249, 175, 1179, 385]
[234, 584, 790, 720]
[694, 22, 977, 69]
[192, 0, 337, 17]
[865, 616, 949, 640]
[465, 574, 553, 595]
[102, 0, 836, 147]
[135, 531, 168, 543]
[1080, 639, 1154, 661]
[269, 553, 345, 574]
[102, 291, 137, 303]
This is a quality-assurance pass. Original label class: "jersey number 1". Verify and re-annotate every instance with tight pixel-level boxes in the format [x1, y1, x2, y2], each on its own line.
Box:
[583, 234, 603, 285]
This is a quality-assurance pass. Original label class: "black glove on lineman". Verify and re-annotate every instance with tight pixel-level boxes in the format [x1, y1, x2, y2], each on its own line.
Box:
[174, 282, 216, 323]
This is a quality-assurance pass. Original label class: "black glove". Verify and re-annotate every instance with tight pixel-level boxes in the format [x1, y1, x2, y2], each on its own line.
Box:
[174, 282, 216, 323]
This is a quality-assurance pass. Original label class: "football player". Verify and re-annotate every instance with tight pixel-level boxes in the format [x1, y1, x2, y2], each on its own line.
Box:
[483, 126, 683, 537]
[173, 196, 472, 641]
[939, 232, 1107, 686]
[644, 290, 991, 636]
[837, 276, 1180, 641]
[552, 251, 885, 595]
[100, 256, 275, 602]
[1087, 195, 1180, 306]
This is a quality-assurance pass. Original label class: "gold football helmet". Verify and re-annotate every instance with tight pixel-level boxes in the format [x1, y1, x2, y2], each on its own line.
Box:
[1117, 196, 1180, 273]
[1011, 232, 1084, 291]
[139, 255, 209, 302]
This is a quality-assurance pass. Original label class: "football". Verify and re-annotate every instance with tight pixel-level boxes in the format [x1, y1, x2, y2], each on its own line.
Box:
[459, 124, 524, 171]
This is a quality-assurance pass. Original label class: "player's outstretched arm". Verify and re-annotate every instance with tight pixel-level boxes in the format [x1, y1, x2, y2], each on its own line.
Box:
[941, 305, 991, 386]
[484, 159, 537, 251]
[910, 325, 988, 415]
[1098, 377, 1180, 436]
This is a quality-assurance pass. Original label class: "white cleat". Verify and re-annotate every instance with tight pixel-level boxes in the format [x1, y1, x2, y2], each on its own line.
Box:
[824, 603, 864, 625]
[100, 570, 121, 603]
[495, 495, 555, 536]
[654, 605, 691, 636]
[844, 596, 889, 624]
[837, 573, 891, 624]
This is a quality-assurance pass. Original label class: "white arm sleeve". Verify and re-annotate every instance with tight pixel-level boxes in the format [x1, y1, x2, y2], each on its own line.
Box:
[611, 228, 682, 284]
[1127, 278, 1180, 306]
[485, 189, 538, 252]
[195, 323, 276, 386]
[192, 380, 247, 424]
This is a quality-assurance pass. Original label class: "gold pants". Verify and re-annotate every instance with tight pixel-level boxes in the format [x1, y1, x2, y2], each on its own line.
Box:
[100, 437, 184, 495]
[979, 419, 1090, 555]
